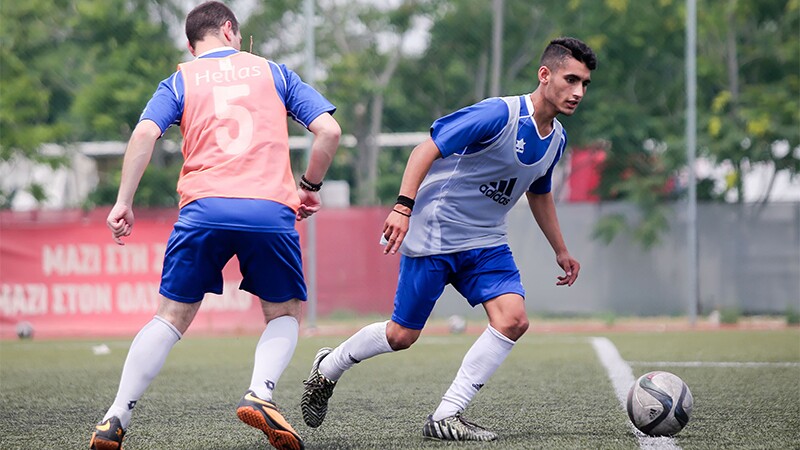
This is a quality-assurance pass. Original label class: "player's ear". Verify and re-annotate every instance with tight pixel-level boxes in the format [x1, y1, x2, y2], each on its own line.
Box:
[187, 40, 196, 56]
[538, 65, 551, 85]
[222, 20, 234, 41]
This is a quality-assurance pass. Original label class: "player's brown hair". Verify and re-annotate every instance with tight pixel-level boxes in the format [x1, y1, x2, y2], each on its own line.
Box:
[185, 1, 239, 49]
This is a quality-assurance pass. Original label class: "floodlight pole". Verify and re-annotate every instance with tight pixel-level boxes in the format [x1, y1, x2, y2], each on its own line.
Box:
[489, 0, 504, 97]
[686, 0, 699, 325]
[304, 0, 318, 330]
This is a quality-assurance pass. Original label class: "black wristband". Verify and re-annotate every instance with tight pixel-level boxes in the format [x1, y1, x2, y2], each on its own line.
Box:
[392, 208, 411, 218]
[300, 175, 323, 192]
[396, 195, 415, 211]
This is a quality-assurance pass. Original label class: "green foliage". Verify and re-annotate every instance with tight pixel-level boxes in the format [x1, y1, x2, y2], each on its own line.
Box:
[245, 0, 441, 205]
[0, 2, 71, 156]
[698, 0, 799, 202]
[720, 307, 742, 324]
[3, 0, 797, 227]
[376, 147, 413, 205]
[1, 0, 182, 207]
[591, 213, 627, 245]
[87, 159, 181, 208]
[599, 311, 617, 327]
[787, 306, 800, 326]
[87, 129, 183, 208]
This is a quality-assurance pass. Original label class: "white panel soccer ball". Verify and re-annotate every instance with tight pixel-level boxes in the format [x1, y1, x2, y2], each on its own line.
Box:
[447, 315, 466, 334]
[626, 371, 693, 436]
[16, 321, 34, 339]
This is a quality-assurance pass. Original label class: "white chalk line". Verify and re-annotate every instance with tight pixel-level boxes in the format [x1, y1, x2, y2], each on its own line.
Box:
[628, 361, 800, 368]
[591, 337, 682, 450]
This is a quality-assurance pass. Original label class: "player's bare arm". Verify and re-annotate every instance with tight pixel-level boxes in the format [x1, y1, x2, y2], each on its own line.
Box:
[525, 191, 580, 286]
[304, 112, 341, 183]
[382, 138, 441, 255]
[106, 119, 161, 245]
[296, 113, 341, 221]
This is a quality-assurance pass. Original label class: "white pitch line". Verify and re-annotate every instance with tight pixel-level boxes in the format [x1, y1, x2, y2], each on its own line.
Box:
[591, 337, 682, 450]
[629, 361, 800, 368]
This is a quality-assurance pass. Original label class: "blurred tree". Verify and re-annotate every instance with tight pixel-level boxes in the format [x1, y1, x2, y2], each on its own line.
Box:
[1, 0, 73, 157]
[699, 0, 799, 203]
[87, 160, 181, 208]
[315, 0, 439, 205]
[5, 0, 797, 219]
[564, 0, 799, 244]
[0, 0, 183, 208]
[244, 0, 439, 205]
[552, 0, 688, 247]
[396, 0, 798, 246]
[389, 0, 685, 246]
[577, 0, 799, 245]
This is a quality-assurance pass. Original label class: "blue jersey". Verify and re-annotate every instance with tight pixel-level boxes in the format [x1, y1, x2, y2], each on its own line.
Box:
[139, 47, 336, 232]
[401, 94, 566, 257]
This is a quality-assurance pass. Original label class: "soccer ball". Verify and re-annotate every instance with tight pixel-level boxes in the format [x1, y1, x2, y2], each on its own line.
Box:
[447, 315, 466, 334]
[627, 371, 693, 436]
[16, 321, 34, 339]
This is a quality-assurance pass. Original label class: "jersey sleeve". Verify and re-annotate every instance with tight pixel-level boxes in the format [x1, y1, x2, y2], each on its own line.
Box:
[528, 130, 567, 194]
[430, 98, 509, 158]
[270, 62, 336, 128]
[139, 71, 183, 134]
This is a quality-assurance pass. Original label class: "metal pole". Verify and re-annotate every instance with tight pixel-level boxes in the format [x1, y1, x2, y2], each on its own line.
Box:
[304, 0, 318, 330]
[489, 0, 503, 97]
[686, 0, 698, 325]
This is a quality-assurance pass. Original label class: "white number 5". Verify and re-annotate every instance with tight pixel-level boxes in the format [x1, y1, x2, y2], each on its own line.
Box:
[212, 85, 253, 155]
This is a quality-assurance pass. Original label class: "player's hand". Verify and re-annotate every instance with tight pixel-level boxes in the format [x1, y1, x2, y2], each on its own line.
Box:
[382, 207, 410, 255]
[107, 203, 134, 246]
[555, 252, 580, 286]
[296, 189, 321, 221]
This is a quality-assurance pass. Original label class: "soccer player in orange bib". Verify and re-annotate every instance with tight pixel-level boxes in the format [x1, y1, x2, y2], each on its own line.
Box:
[90, 2, 340, 449]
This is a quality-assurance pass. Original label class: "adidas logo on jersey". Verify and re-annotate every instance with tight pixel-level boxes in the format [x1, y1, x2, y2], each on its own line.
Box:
[479, 178, 517, 205]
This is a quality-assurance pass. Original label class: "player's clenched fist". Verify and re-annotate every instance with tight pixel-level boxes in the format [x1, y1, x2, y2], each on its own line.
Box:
[107, 203, 134, 245]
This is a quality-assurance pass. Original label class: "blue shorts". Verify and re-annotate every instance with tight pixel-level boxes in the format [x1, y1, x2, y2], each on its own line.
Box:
[159, 221, 306, 303]
[391, 244, 525, 330]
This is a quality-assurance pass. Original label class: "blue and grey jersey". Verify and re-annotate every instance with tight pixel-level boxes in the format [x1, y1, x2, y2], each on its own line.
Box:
[401, 94, 566, 257]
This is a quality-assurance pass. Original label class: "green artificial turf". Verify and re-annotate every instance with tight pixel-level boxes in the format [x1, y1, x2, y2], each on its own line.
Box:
[1, 329, 798, 449]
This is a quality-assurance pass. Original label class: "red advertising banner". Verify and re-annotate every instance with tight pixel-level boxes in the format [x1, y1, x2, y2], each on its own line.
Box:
[0, 208, 400, 339]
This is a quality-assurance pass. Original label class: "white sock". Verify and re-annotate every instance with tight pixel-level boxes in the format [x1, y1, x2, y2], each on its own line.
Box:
[103, 316, 182, 429]
[318, 321, 393, 381]
[248, 315, 299, 401]
[431, 325, 515, 421]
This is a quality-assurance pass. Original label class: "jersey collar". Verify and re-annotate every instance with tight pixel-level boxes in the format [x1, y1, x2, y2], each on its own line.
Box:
[196, 46, 238, 59]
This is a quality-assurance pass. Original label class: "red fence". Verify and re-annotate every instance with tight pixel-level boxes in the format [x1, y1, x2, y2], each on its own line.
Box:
[0, 208, 399, 338]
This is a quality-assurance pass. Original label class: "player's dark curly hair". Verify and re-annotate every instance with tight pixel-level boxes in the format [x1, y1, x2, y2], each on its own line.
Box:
[185, 1, 239, 48]
[540, 37, 597, 71]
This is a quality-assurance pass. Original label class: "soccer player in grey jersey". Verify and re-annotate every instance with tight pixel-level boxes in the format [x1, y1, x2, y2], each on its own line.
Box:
[302, 37, 596, 441]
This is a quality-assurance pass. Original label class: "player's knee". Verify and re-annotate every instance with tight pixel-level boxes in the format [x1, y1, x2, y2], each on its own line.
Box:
[494, 315, 529, 341]
[260, 298, 303, 324]
[386, 328, 418, 351]
[514, 316, 530, 337]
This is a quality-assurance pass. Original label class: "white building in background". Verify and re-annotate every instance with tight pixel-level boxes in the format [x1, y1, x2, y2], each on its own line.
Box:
[692, 156, 800, 203]
[0, 139, 359, 211]
[0, 143, 109, 211]
[2, 136, 798, 211]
